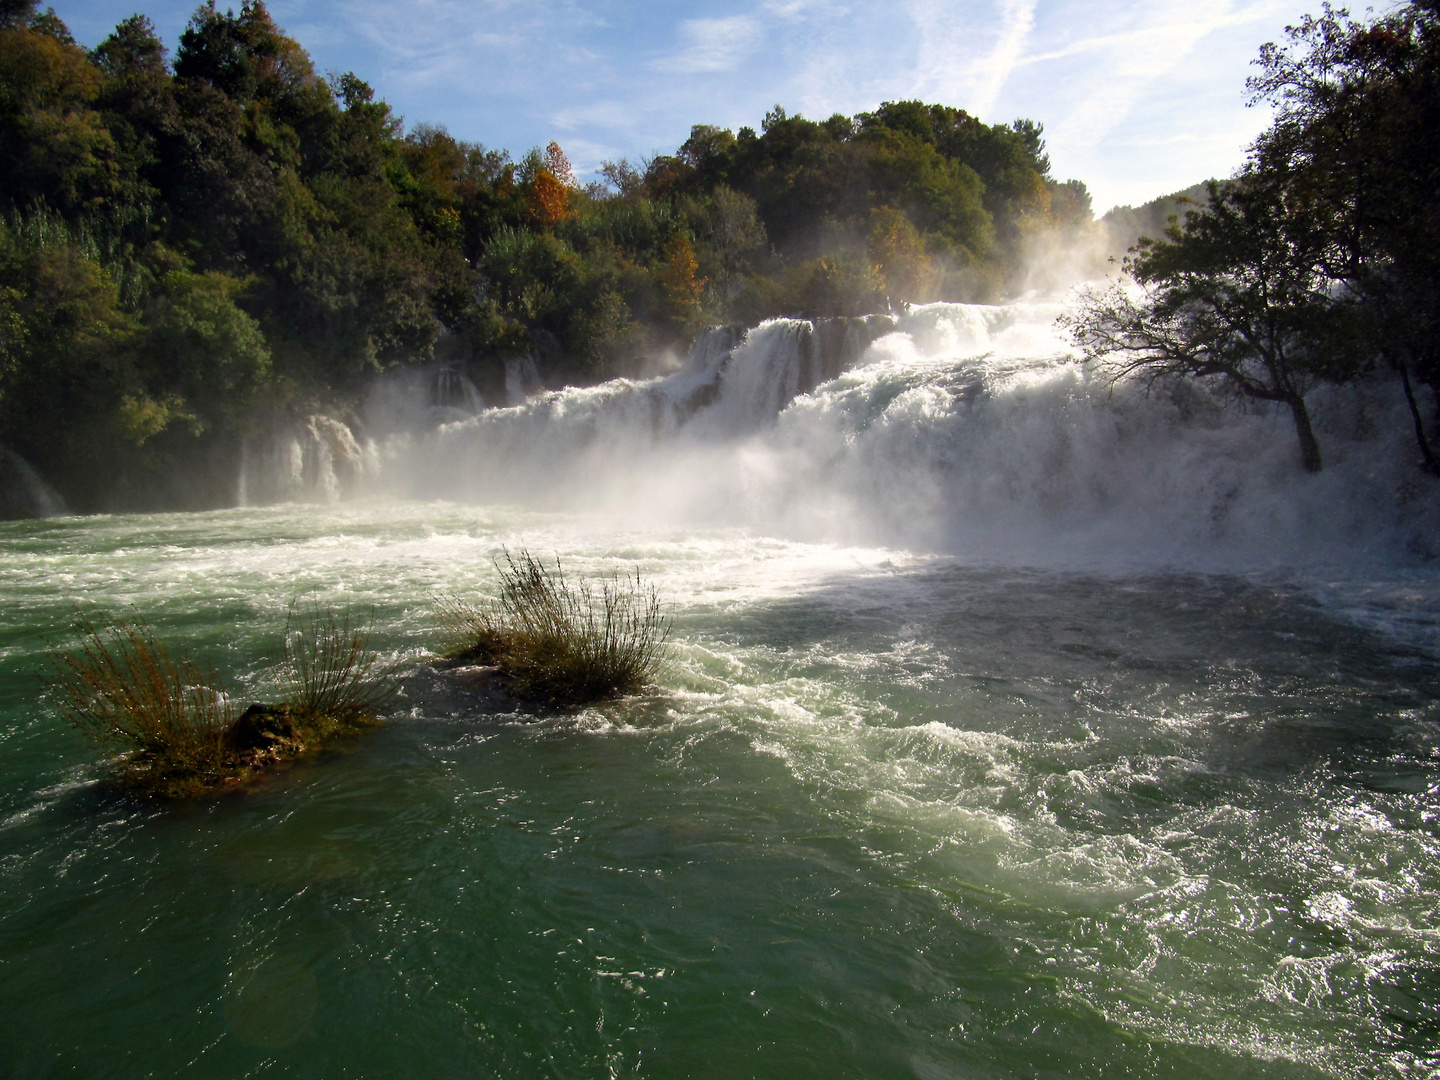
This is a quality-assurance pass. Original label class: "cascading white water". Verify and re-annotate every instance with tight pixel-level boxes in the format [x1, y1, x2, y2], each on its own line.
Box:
[362, 316, 895, 505]
[0, 447, 69, 520]
[361, 363, 487, 434]
[755, 330, 1439, 566]
[233, 298, 1440, 611]
[238, 414, 373, 506]
[503, 355, 545, 405]
[349, 302, 1437, 575]
[7, 300, 1438, 1078]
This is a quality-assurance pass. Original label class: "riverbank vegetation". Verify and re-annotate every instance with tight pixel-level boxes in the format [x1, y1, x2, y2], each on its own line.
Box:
[46, 606, 397, 797]
[0, 0, 1087, 513]
[1068, 1, 1440, 475]
[435, 551, 670, 707]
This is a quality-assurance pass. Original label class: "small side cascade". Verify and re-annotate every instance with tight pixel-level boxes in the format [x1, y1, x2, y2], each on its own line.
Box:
[238, 414, 370, 506]
[702, 319, 813, 432]
[803, 315, 898, 395]
[302, 416, 366, 500]
[0, 447, 68, 520]
[504, 356, 546, 405]
[664, 325, 743, 415]
[430, 365, 485, 423]
[896, 302, 994, 356]
[360, 363, 486, 435]
[686, 326, 742, 377]
[693, 315, 898, 432]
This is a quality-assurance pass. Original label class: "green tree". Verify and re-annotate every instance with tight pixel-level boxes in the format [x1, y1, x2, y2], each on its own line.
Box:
[0, 215, 143, 504]
[1065, 177, 1361, 473]
[868, 206, 936, 304]
[143, 268, 270, 432]
[0, 8, 121, 213]
[701, 184, 765, 317]
[1248, 0, 1440, 472]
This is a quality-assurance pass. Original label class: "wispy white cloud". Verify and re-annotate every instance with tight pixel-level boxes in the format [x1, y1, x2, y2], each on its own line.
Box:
[1016, 24, 1200, 67]
[62, 0, 1326, 210]
[907, 0, 978, 107]
[339, 0, 602, 70]
[551, 99, 641, 133]
[343, 0, 526, 63]
[548, 137, 622, 176]
[762, 0, 850, 20]
[1040, 0, 1255, 154]
[1018, 0, 1313, 206]
[972, 0, 1037, 118]
[907, 0, 1037, 120]
[651, 15, 764, 74]
[1013, 0, 1287, 75]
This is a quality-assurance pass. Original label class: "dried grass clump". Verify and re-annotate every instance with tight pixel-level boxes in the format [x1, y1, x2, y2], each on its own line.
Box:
[435, 550, 670, 706]
[46, 606, 399, 798]
[276, 603, 400, 727]
[47, 613, 237, 796]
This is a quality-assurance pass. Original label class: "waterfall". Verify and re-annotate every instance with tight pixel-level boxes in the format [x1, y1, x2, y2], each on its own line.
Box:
[431, 365, 485, 419]
[360, 363, 486, 435]
[361, 301, 1438, 567]
[504, 355, 546, 405]
[240, 360, 494, 506]
[692, 313, 896, 432]
[0, 447, 68, 520]
[227, 300, 1437, 569]
[238, 414, 372, 506]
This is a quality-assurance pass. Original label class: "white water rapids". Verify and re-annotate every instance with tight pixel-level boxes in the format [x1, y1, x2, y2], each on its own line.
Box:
[241, 299, 1440, 648]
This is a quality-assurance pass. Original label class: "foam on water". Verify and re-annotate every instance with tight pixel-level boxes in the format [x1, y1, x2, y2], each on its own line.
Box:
[1, 504, 1437, 1076]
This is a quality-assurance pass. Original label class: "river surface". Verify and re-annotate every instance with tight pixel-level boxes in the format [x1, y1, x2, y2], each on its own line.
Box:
[0, 503, 1436, 1078]
[2, 302, 1439, 1077]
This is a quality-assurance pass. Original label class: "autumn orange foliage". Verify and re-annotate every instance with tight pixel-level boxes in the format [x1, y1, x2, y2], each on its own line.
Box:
[530, 141, 577, 224]
[658, 234, 706, 312]
[544, 141, 575, 186]
[531, 171, 569, 224]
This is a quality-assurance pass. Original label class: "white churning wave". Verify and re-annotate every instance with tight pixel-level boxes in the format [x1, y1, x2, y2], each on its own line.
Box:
[239, 298, 1440, 589]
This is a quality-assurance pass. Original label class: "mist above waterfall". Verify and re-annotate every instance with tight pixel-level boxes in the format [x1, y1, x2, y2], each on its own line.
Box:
[235, 299, 1438, 584]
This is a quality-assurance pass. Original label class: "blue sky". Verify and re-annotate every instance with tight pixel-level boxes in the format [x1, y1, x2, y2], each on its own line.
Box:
[52, 0, 1324, 211]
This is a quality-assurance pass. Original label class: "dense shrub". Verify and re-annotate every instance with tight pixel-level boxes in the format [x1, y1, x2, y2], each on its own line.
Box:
[276, 602, 399, 725]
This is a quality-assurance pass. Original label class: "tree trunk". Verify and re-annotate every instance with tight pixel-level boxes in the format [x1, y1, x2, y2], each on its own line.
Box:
[1397, 360, 1440, 477]
[1287, 394, 1323, 472]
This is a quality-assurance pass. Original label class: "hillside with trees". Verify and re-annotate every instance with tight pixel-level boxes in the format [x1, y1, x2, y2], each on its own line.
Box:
[1098, 183, 1212, 260]
[0, 0, 1092, 513]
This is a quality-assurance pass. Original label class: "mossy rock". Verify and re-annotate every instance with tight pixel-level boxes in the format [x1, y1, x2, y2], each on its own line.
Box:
[228, 703, 309, 757]
[123, 703, 379, 799]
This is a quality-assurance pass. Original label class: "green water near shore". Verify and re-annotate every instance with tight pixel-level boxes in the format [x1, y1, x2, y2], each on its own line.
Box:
[1, 503, 1436, 1078]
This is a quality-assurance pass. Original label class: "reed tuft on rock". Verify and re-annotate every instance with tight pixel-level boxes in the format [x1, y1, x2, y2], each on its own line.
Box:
[435, 550, 670, 706]
[46, 607, 399, 798]
[277, 602, 400, 727]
